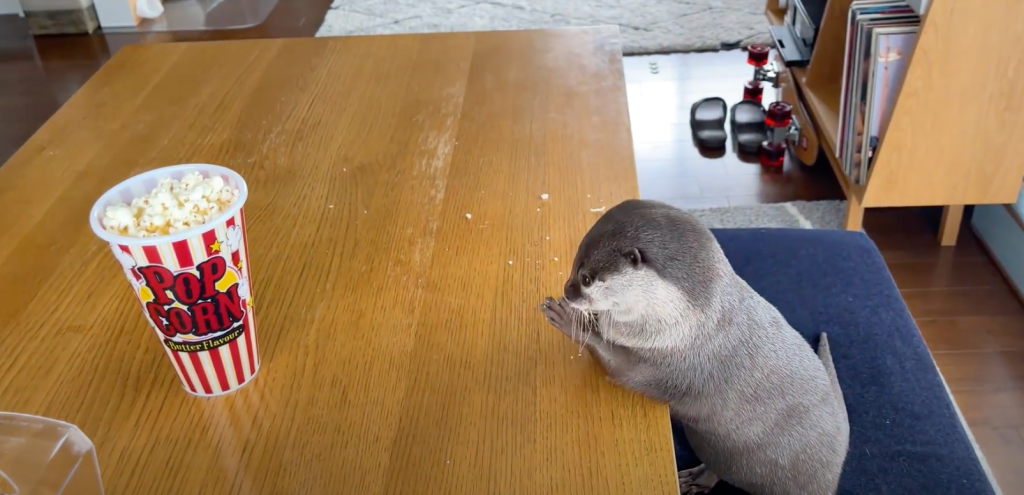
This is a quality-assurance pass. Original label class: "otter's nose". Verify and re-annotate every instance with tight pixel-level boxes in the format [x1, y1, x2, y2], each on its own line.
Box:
[564, 280, 581, 302]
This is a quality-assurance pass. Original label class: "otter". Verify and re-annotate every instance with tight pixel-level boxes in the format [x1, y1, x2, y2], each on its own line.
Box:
[540, 199, 849, 494]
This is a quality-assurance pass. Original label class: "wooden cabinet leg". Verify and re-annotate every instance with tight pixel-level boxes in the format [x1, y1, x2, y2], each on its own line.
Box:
[843, 194, 864, 231]
[939, 205, 964, 246]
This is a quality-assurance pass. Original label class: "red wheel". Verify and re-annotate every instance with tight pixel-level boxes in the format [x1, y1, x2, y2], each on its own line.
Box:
[747, 45, 770, 67]
[766, 101, 793, 128]
[743, 81, 764, 103]
[759, 140, 786, 169]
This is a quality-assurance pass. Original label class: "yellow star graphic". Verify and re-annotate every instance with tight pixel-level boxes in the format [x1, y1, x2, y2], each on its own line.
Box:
[236, 260, 244, 270]
[209, 240, 223, 253]
[248, 298, 254, 308]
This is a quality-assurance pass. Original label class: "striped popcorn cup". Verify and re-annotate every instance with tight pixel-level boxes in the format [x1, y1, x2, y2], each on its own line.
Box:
[89, 164, 260, 397]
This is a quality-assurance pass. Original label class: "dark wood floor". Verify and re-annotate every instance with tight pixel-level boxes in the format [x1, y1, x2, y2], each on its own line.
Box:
[0, 0, 335, 163]
[2, 4, 1022, 491]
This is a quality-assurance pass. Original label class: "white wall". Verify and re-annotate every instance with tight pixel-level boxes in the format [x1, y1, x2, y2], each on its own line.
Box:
[972, 204, 1024, 302]
[1014, 183, 1024, 219]
[0, 0, 24, 16]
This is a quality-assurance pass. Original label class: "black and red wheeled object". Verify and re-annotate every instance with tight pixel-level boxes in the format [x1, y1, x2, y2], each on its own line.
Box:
[759, 102, 794, 169]
[743, 44, 770, 104]
[743, 44, 821, 168]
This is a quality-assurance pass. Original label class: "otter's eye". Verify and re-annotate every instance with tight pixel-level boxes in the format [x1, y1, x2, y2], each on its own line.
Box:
[580, 274, 593, 287]
[624, 248, 643, 267]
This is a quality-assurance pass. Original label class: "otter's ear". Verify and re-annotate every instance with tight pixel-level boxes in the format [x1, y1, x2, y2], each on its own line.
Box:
[624, 248, 643, 268]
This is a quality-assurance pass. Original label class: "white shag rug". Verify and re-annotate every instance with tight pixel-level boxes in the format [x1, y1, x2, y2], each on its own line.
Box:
[316, 0, 772, 54]
[683, 200, 849, 229]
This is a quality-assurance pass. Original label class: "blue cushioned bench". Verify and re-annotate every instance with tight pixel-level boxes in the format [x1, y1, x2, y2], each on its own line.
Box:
[672, 229, 994, 494]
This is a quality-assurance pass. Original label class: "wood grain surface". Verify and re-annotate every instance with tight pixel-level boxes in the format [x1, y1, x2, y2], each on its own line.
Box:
[0, 28, 677, 494]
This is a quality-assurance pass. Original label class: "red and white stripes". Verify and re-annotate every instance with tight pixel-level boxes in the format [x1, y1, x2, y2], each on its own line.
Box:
[114, 208, 259, 396]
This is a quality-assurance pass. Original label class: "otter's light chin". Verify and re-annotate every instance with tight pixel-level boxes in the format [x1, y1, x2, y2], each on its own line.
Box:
[586, 299, 615, 312]
[609, 306, 643, 322]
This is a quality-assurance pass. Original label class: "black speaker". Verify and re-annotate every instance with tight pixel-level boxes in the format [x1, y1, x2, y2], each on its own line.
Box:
[771, 0, 827, 66]
[800, 0, 827, 33]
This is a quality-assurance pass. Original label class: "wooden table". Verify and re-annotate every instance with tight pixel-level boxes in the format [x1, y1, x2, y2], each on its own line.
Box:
[0, 27, 676, 494]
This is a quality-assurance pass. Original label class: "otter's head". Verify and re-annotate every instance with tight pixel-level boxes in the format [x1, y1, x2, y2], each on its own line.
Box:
[562, 199, 728, 320]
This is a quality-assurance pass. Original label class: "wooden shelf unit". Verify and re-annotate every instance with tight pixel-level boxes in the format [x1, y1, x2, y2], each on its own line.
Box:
[765, 0, 1024, 245]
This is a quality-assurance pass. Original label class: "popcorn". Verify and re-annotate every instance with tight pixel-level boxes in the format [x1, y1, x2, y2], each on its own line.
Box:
[103, 172, 239, 237]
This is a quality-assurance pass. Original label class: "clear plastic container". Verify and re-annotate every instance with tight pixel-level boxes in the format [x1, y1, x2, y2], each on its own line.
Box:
[102, 0, 280, 33]
[0, 413, 104, 495]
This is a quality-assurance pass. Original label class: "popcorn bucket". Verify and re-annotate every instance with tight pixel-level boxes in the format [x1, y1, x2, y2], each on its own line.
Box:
[89, 164, 260, 397]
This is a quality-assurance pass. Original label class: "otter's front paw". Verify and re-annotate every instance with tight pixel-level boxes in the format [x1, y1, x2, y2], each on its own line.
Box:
[540, 296, 575, 339]
[678, 464, 720, 494]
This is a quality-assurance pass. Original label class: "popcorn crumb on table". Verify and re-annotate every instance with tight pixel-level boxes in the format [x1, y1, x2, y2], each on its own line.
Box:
[102, 171, 239, 237]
